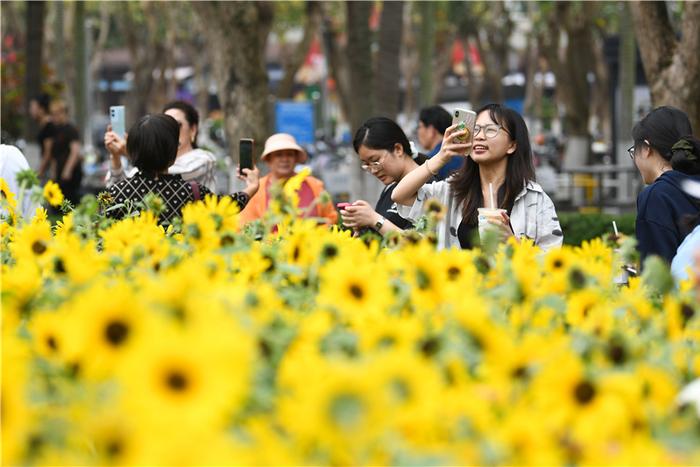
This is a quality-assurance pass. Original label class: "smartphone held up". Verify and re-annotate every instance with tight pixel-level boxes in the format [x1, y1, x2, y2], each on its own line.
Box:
[239, 138, 254, 175]
[109, 106, 126, 137]
[452, 108, 476, 155]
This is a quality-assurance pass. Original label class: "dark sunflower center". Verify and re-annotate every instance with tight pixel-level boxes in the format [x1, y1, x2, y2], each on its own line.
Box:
[349, 284, 364, 300]
[553, 259, 563, 269]
[569, 268, 586, 289]
[32, 240, 47, 255]
[447, 266, 461, 280]
[104, 320, 130, 347]
[573, 380, 596, 405]
[54, 258, 66, 273]
[46, 335, 58, 351]
[106, 439, 123, 458]
[166, 370, 189, 392]
[322, 244, 338, 259]
[511, 365, 529, 380]
[681, 304, 695, 327]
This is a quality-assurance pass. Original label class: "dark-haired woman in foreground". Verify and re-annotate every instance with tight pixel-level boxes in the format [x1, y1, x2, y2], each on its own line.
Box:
[105, 101, 218, 191]
[340, 117, 425, 236]
[630, 106, 700, 263]
[392, 103, 562, 250]
[106, 114, 258, 225]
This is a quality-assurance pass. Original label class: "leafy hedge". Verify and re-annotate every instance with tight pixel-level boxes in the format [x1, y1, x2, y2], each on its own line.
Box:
[559, 212, 636, 246]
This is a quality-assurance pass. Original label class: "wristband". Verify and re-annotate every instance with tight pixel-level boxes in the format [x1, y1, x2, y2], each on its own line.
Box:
[425, 159, 438, 176]
[374, 215, 386, 231]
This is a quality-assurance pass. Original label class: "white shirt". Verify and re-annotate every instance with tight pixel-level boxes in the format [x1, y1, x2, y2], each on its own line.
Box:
[0, 144, 37, 219]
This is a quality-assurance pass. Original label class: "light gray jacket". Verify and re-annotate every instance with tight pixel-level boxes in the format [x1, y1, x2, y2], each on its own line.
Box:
[397, 180, 563, 250]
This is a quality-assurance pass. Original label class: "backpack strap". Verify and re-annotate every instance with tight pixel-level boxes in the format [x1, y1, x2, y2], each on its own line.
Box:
[189, 181, 201, 201]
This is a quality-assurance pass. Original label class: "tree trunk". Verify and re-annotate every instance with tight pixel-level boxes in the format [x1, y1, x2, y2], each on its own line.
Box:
[320, 7, 351, 127]
[400, 2, 418, 118]
[276, 1, 321, 100]
[73, 1, 87, 137]
[373, 1, 404, 118]
[345, 1, 373, 131]
[195, 2, 273, 164]
[541, 2, 596, 168]
[417, 1, 436, 108]
[630, 1, 700, 132]
[25, 1, 45, 141]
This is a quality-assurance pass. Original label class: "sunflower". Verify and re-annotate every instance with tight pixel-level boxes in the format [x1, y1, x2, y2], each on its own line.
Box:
[118, 320, 252, 431]
[0, 177, 18, 209]
[318, 257, 394, 318]
[9, 219, 52, 263]
[60, 282, 151, 380]
[42, 180, 64, 207]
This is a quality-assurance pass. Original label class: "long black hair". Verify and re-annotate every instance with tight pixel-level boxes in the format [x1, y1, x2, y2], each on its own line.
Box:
[450, 103, 535, 225]
[353, 116, 426, 164]
[163, 100, 200, 149]
[632, 106, 700, 175]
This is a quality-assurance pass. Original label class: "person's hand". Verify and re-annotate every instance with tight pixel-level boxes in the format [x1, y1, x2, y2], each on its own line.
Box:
[486, 210, 515, 241]
[340, 200, 379, 229]
[61, 168, 72, 181]
[239, 166, 260, 198]
[437, 123, 473, 163]
[104, 125, 127, 161]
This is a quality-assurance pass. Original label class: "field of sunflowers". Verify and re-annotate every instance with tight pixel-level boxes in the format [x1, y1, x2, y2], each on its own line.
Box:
[2, 175, 700, 465]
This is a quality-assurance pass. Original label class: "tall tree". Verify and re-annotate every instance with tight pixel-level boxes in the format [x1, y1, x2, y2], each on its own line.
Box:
[24, 1, 46, 141]
[276, 1, 322, 100]
[373, 1, 404, 118]
[630, 1, 700, 132]
[118, 2, 169, 127]
[345, 1, 373, 131]
[195, 2, 274, 163]
[417, 1, 436, 108]
[538, 1, 597, 168]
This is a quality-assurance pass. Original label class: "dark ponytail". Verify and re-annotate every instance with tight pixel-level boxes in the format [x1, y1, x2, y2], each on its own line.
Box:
[632, 106, 695, 173]
[670, 135, 700, 175]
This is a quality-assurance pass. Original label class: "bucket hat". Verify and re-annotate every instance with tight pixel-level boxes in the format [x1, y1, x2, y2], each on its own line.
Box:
[261, 133, 307, 163]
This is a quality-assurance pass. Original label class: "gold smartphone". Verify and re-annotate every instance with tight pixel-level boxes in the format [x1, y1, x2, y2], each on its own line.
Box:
[452, 108, 477, 146]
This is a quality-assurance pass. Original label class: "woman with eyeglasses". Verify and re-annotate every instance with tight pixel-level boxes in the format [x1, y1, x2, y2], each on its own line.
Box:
[392, 103, 562, 250]
[340, 117, 426, 236]
[629, 106, 700, 264]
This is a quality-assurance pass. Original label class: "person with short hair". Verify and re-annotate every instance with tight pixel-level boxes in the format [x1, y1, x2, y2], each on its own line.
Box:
[630, 106, 700, 263]
[31, 93, 56, 180]
[417, 105, 461, 180]
[105, 100, 218, 191]
[106, 114, 258, 225]
[393, 103, 562, 251]
[239, 133, 337, 225]
[49, 100, 83, 205]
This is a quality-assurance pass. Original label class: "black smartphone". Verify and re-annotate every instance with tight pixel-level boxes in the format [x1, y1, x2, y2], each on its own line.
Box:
[239, 138, 254, 175]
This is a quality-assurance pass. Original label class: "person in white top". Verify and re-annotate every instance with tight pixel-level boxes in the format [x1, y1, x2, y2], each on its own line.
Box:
[0, 144, 38, 219]
[392, 103, 563, 251]
[104, 101, 218, 191]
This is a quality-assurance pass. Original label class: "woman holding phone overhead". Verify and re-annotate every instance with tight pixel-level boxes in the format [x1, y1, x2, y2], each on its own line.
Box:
[106, 114, 258, 226]
[339, 117, 424, 236]
[105, 101, 218, 191]
[392, 103, 563, 251]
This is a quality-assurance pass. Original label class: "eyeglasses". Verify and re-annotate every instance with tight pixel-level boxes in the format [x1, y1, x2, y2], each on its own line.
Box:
[360, 152, 388, 172]
[627, 140, 649, 160]
[474, 124, 507, 139]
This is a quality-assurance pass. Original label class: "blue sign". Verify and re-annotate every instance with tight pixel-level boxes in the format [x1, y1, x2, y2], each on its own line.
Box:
[275, 101, 315, 145]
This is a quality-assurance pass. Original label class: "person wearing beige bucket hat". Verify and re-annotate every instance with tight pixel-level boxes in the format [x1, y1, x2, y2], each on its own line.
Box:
[239, 133, 337, 224]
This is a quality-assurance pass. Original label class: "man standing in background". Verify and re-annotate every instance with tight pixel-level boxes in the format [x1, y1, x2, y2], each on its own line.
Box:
[417, 105, 463, 180]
